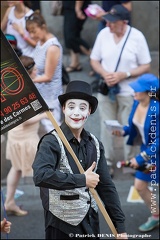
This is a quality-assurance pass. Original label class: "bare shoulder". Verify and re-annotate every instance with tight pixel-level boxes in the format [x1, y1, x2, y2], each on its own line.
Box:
[25, 7, 33, 14]
[4, 6, 12, 17]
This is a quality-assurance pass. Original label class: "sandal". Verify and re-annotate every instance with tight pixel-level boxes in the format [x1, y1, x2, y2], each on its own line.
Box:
[66, 64, 82, 73]
[6, 206, 28, 216]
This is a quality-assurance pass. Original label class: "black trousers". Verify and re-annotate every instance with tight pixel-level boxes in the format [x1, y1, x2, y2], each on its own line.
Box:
[45, 208, 100, 239]
[63, 9, 90, 53]
[45, 227, 100, 239]
[45, 227, 70, 239]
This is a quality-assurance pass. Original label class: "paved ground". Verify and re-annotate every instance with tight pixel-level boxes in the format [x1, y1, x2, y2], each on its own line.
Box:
[1, 175, 159, 239]
[1, 53, 159, 239]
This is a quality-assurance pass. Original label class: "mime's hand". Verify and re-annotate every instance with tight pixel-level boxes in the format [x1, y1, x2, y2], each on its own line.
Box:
[84, 162, 99, 188]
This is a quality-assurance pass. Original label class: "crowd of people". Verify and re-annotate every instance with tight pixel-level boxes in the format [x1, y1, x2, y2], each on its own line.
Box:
[1, 1, 159, 239]
[90, 3, 151, 175]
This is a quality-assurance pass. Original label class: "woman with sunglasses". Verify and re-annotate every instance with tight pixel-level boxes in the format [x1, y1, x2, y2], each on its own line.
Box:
[25, 11, 63, 132]
[1, 1, 37, 57]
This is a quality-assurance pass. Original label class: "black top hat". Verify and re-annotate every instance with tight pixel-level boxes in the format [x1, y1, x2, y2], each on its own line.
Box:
[103, 4, 130, 22]
[58, 80, 98, 114]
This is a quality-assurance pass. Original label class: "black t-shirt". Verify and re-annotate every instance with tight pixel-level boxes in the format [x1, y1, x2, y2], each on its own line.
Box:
[63, 1, 91, 10]
[102, 0, 131, 11]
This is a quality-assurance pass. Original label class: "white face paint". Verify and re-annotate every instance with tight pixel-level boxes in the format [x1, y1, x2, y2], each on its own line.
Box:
[63, 99, 91, 130]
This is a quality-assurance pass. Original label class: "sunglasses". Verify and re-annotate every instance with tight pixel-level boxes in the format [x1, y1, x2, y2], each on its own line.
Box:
[25, 62, 35, 71]
[25, 15, 37, 21]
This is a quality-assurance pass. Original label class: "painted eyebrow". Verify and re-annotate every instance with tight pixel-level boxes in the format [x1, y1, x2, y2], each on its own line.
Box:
[67, 102, 87, 106]
[79, 103, 87, 107]
[68, 101, 75, 104]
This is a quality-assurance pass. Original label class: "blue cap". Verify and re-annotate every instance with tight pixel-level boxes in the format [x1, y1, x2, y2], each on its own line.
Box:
[129, 74, 159, 92]
[5, 34, 17, 46]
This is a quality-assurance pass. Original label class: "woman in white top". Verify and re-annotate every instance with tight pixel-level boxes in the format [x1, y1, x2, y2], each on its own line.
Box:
[26, 11, 63, 132]
[1, 1, 37, 57]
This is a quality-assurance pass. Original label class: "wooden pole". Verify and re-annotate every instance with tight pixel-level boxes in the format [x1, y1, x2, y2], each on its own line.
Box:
[46, 110, 118, 237]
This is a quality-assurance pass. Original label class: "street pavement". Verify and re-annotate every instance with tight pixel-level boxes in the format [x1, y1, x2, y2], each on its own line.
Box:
[1, 54, 159, 239]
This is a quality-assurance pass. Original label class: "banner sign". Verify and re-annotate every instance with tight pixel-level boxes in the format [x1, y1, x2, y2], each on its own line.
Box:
[1, 30, 49, 135]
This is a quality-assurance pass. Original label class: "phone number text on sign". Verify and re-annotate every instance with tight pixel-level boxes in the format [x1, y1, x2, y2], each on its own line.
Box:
[1, 65, 42, 129]
[1, 93, 37, 117]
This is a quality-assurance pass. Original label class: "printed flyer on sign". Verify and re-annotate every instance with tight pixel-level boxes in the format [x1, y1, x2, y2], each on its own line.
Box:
[1, 30, 49, 135]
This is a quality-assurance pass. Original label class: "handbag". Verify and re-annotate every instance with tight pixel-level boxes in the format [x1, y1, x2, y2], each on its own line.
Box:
[51, 1, 63, 16]
[62, 65, 70, 85]
[98, 79, 109, 95]
[98, 27, 132, 96]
